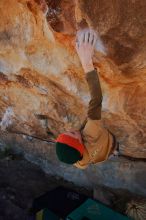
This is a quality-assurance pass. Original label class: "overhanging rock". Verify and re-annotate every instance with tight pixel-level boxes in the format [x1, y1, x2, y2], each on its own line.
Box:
[1, 131, 146, 197]
[0, 0, 146, 194]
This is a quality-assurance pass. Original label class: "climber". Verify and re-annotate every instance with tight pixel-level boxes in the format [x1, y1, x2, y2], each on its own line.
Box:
[55, 29, 119, 169]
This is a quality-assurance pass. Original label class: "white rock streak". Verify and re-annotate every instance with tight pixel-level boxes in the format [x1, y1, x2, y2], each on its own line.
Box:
[95, 34, 107, 55]
[0, 107, 14, 131]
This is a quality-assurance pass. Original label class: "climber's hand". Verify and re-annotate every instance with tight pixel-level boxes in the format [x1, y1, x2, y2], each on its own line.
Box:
[75, 29, 97, 73]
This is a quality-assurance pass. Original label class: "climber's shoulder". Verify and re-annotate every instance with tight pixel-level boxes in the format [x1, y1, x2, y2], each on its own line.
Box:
[82, 118, 104, 138]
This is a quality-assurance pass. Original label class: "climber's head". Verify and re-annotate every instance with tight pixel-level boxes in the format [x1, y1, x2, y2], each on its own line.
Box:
[55, 131, 84, 164]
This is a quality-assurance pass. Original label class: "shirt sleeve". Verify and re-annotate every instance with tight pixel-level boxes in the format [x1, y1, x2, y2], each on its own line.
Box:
[86, 69, 103, 120]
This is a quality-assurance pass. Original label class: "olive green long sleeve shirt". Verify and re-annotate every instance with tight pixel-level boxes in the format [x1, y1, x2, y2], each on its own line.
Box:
[86, 69, 102, 120]
[74, 69, 114, 169]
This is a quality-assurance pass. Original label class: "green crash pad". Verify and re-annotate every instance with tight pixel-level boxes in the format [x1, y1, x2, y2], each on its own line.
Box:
[66, 199, 131, 220]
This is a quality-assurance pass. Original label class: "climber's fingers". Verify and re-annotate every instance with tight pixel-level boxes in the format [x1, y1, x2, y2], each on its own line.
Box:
[89, 29, 97, 46]
[84, 31, 90, 43]
[76, 29, 85, 46]
[76, 28, 97, 46]
[88, 30, 94, 44]
[92, 32, 97, 47]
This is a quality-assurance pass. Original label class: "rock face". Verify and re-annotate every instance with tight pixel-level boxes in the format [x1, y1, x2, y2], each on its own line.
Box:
[0, 0, 146, 194]
[1, 130, 146, 197]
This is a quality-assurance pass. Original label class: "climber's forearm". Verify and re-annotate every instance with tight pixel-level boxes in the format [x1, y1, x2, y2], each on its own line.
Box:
[82, 59, 94, 73]
[75, 29, 102, 119]
[86, 69, 103, 120]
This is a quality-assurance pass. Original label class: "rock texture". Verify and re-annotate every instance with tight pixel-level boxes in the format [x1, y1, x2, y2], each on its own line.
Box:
[0, 0, 146, 194]
[1, 130, 146, 197]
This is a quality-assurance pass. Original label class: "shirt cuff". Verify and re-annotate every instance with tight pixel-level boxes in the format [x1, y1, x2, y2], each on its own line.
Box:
[86, 69, 98, 81]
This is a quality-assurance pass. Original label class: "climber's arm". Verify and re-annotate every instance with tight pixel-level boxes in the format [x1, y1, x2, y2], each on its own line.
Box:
[75, 29, 102, 120]
[86, 69, 102, 120]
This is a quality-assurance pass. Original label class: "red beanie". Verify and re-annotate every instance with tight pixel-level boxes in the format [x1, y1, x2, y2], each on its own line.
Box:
[56, 133, 84, 156]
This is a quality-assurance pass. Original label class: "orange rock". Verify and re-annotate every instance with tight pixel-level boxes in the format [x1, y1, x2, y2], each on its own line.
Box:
[0, 0, 146, 159]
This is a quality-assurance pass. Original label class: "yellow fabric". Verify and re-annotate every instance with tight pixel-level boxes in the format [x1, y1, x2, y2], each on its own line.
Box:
[74, 119, 113, 169]
[36, 210, 43, 220]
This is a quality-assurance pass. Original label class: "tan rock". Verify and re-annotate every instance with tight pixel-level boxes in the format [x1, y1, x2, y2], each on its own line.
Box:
[0, 0, 146, 159]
